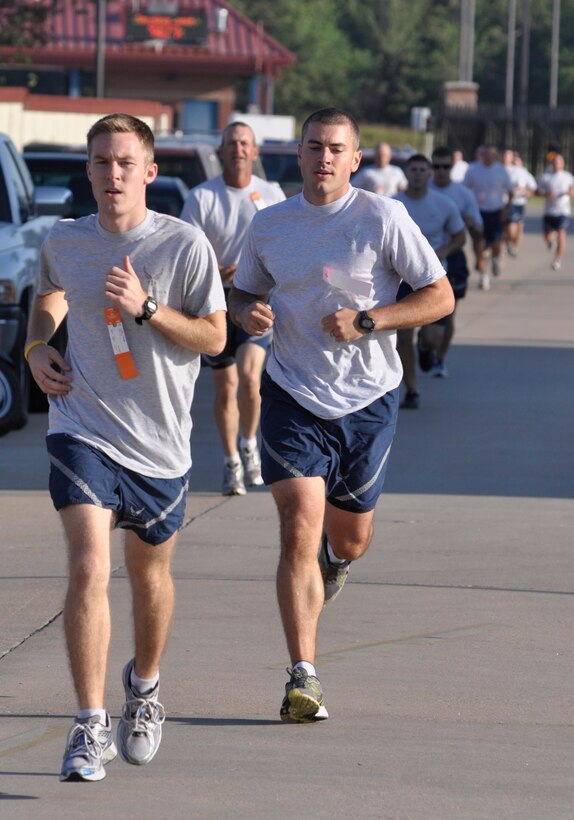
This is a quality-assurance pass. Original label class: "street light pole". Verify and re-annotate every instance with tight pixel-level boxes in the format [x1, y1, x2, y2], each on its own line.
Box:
[459, 0, 475, 83]
[505, 0, 517, 111]
[549, 0, 561, 108]
[96, 0, 106, 98]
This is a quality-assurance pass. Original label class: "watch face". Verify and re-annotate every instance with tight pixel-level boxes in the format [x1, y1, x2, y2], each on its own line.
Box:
[143, 297, 158, 319]
[360, 312, 375, 330]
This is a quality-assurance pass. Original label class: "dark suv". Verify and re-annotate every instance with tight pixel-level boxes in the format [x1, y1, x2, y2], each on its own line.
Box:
[153, 137, 222, 190]
[23, 152, 190, 218]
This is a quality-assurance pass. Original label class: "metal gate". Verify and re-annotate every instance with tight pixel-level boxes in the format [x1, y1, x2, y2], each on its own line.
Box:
[436, 103, 574, 176]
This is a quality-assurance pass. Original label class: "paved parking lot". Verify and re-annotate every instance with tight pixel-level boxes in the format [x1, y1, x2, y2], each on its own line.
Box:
[0, 203, 573, 818]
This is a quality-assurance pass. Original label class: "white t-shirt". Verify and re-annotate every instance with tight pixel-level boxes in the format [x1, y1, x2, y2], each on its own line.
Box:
[352, 163, 407, 197]
[180, 174, 285, 268]
[463, 161, 514, 211]
[537, 169, 574, 217]
[40, 211, 226, 478]
[234, 186, 446, 419]
[506, 165, 537, 206]
[450, 159, 469, 183]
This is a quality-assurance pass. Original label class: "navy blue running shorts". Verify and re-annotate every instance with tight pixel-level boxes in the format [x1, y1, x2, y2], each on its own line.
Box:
[46, 434, 190, 545]
[543, 214, 570, 233]
[203, 295, 271, 370]
[480, 209, 505, 244]
[259, 371, 398, 513]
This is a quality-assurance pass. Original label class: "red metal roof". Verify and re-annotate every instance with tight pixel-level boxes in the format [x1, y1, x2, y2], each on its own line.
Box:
[2, 0, 295, 76]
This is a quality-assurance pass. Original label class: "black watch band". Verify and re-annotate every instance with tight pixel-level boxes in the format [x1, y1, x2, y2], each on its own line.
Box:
[135, 297, 158, 325]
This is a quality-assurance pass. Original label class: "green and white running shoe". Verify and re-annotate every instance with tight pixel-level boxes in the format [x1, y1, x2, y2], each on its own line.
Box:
[60, 714, 117, 782]
[118, 659, 166, 766]
[318, 535, 350, 604]
[280, 666, 329, 723]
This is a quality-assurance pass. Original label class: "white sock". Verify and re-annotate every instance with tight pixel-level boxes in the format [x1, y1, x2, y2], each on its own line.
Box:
[240, 436, 257, 452]
[130, 669, 159, 695]
[77, 708, 107, 724]
[327, 540, 348, 565]
[293, 660, 317, 677]
[224, 454, 240, 466]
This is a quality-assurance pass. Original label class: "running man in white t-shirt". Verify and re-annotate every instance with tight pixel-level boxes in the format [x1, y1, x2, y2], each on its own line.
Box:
[181, 123, 285, 495]
[228, 108, 454, 723]
[352, 141, 407, 197]
[536, 153, 574, 270]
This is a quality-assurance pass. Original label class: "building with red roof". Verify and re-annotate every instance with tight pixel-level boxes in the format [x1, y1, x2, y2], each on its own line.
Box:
[0, 0, 296, 132]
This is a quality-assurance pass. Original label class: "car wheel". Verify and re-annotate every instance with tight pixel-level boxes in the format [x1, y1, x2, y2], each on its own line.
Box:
[0, 358, 26, 436]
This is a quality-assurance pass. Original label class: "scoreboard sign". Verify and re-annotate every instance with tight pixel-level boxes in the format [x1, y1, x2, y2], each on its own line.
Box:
[126, 9, 208, 44]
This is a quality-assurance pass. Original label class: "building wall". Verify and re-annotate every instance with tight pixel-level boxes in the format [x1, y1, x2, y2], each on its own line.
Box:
[0, 89, 173, 150]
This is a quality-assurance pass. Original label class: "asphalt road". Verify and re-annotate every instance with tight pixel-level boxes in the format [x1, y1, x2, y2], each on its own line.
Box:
[0, 202, 573, 818]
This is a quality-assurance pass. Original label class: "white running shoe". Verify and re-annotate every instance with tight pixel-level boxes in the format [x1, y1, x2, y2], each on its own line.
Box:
[240, 442, 264, 487]
[60, 714, 117, 782]
[479, 272, 490, 291]
[222, 460, 246, 496]
[432, 361, 448, 378]
[118, 659, 165, 766]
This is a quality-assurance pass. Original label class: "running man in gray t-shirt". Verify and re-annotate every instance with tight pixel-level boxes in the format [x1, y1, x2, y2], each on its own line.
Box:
[25, 113, 226, 782]
[229, 108, 454, 723]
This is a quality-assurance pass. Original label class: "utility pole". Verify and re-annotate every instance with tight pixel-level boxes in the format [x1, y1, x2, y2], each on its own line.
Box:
[549, 0, 561, 108]
[505, 0, 517, 110]
[505, 0, 517, 148]
[459, 0, 476, 82]
[96, 0, 106, 98]
[519, 0, 530, 110]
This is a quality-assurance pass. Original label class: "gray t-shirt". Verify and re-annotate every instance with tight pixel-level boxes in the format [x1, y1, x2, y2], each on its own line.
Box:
[352, 163, 407, 197]
[394, 189, 466, 269]
[39, 211, 226, 478]
[234, 186, 446, 419]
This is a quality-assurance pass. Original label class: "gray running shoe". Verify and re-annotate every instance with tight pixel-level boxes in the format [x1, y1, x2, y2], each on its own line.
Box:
[280, 666, 329, 722]
[318, 535, 350, 604]
[222, 460, 246, 496]
[60, 714, 117, 782]
[240, 442, 264, 486]
[117, 659, 166, 766]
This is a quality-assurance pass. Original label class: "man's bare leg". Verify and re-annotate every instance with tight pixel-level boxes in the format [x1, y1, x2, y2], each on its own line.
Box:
[61, 504, 114, 709]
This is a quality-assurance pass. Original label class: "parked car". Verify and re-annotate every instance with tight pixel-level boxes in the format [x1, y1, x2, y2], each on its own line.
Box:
[0, 135, 71, 435]
[258, 141, 302, 197]
[153, 137, 222, 190]
[23, 152, 190, 218]
[258, 141, 414, 199]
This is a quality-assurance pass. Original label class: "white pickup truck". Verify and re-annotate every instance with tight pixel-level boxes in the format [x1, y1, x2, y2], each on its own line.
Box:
[0, 133, 70, 435]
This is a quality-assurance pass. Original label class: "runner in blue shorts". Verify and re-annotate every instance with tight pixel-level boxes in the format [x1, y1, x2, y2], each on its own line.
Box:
[229, 108, 454, 723]
[25, 113, 226, 782]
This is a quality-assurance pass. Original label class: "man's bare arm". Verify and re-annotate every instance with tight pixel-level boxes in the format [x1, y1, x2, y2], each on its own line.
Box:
[228, 286, 274, 336]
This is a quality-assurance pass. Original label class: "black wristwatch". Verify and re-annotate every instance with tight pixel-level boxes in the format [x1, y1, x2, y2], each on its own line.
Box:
[135, 296, 158, 325]
[357, 310, 376, 334]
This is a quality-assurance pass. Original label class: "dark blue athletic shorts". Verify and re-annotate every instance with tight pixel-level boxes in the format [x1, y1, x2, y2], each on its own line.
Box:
[46, 434, 190, 545]
[480, 209, 505, 244]
[259, 371, 398, 513]
[507, 204, 525, 223]
[203, 293, 271, 370]
[543, 214, 570, 233]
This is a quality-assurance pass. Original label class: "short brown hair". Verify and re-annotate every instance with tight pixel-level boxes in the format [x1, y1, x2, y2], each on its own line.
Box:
[87, 113, 155, 163]
[301, 108, 360, 150]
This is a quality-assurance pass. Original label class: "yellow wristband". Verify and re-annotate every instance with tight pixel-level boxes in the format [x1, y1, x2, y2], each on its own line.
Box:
[24, 340, 47, 362]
